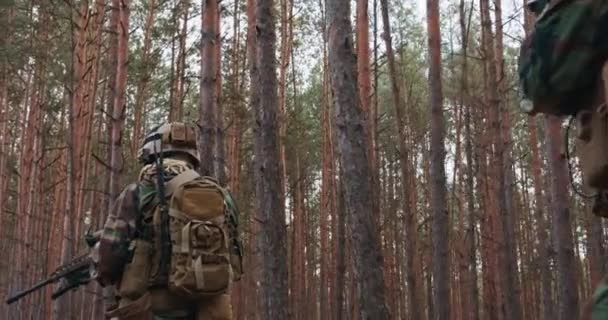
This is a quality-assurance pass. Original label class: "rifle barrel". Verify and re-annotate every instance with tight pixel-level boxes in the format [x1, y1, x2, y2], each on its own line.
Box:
[5, 278, 55, 305]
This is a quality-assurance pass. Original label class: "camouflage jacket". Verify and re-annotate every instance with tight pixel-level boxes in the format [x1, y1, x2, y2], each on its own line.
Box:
[97, 159, 194, 286]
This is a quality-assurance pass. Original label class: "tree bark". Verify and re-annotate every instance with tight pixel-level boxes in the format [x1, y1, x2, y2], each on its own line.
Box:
[252, 0, 289, 315]
[459, 0, 479, 318]
[325, 0, 390, 316]
[528, 117, 555, 320]
[109, 0, 130, 203]
[132, 0, 157, 156]
[427, 0, 450, 318]
[199, 0, 219, 177]
[356, 0, 379, 232]
[492, 0, 523, 316]
[215, 2, 226, 184]
[378, 0, 422, 317]
[545, 115, 579, 320]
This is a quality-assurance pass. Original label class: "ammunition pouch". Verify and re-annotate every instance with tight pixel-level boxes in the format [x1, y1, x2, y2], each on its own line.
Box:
[118, 239, 153, 300]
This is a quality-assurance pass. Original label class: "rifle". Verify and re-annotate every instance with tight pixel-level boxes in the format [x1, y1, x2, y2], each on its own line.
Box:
[6, 230, 101, 305]
[154, 142, 171, 274]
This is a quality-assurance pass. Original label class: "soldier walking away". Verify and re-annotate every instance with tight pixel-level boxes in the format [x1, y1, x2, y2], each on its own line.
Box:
[97, 122, 243, 320]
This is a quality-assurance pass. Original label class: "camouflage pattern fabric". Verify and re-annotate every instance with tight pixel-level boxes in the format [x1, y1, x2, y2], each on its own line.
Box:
[150, 294, 232, 320]
[592, 278, 608, 320]
[98, 183, 140, 285]
[99, 158, 234, 319]
[519, 0, 608, 115]
[98, 159, 193, 285]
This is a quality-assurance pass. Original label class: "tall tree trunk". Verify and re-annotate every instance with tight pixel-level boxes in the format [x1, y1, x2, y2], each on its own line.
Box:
[480, 0, 506, 316]
[0, 13, 14, 300]
[357, 0, 379, 232]
[492, 0, 523, 316]
[278, 0, 291, 206]
[464, 103, 480, 320]
[545, 116, 579, 320]
[427, 0, 450, 318]
[528, 117, 555, 320]
[459, 0, 479, 318]
[294, 155, 308, 320]
[378, 0, 422, 317]
[252, 0, 289, 315]
[109, 0, 130, 203]
[131, 0, 157, 156]
[215, 2, 226, 184]
[325, 0, 389, 316]
[319, 0, 334, 316]
[199, 0, 219, 177]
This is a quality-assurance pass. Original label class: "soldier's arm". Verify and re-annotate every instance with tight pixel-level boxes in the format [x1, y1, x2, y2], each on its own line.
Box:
[97, 183, 140, 286]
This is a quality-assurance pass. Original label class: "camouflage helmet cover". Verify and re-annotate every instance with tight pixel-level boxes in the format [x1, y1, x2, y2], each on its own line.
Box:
[138, 122, 199, 166]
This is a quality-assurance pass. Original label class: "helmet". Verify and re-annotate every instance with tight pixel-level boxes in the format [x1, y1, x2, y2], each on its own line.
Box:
[526, 0, 548, 15]
[138, 122, 200, 167]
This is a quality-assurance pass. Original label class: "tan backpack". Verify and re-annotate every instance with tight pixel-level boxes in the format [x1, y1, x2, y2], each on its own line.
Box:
[146, 169, 242, 298]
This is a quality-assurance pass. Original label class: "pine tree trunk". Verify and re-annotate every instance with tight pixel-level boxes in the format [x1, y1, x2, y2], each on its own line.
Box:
[109, 0, 130, 203]
[0, 11, 13, 286]
[252, 0, 289, 315]
[528, 117, 555, 320]
[545, 115, 579, 320]
[320, 53, 332, 320]
[464, 102, 480, 320]
[335, 174, 347, 320]
[378, 0, 422, 317]
[199, 0, 219, 177]
[459, 0, 479, 317]
[325, 0, 389, 316]
[214, 3, 226, 184]
[356, 0, 379, 231]
[427, 0, 450, 317]
[132, 0, 157, 156]
[278, 0, 291, 205]
[492, 0, 523, 316]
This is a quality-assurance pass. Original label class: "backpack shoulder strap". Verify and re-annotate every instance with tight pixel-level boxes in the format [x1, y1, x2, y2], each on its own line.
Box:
[165, 169, 200, 196]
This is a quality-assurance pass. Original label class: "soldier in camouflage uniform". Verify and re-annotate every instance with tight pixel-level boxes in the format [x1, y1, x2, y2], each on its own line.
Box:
[97, 122, 233, 320]
[522, 0, 608, 318]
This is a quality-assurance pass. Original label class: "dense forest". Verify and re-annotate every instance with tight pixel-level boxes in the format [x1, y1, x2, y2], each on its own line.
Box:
[0, 0, 601, 319]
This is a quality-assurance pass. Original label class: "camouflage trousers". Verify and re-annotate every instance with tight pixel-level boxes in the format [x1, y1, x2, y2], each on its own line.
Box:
[152, 294, 233, 320]
[108, 290, 232, 320]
